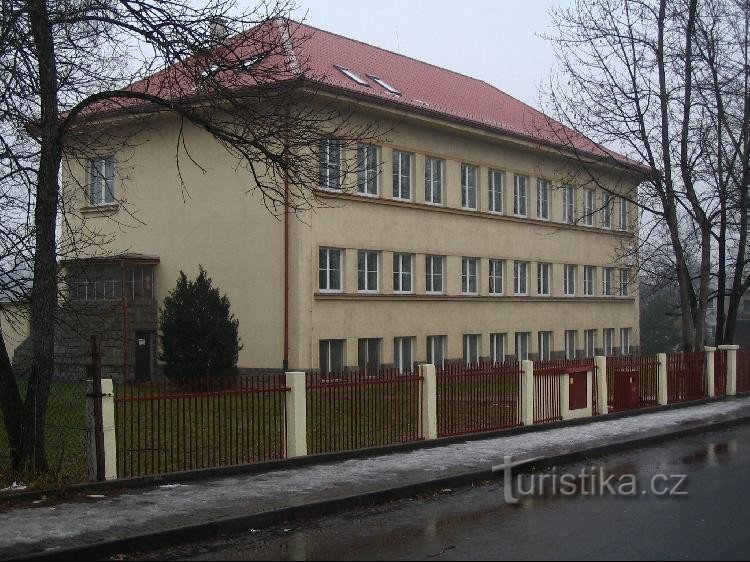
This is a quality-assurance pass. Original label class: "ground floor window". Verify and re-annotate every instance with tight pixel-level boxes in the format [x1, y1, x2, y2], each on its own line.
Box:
[463, 334, 481, 365]
[490, 333, 507, 364]
[538, 331, 553, 361]
[394, 337, 414, 373]
[427, 335, 446, 368]
[358, 338, 381, 375]
[320, 339, 345, 375]
[515, 332, 530, 361]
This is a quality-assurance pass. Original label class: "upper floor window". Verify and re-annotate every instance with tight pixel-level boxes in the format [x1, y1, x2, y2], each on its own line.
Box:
[488, 170, 504, 213]
[620, 269, 630, 296]
[357, 144, 379, 196]
[461, 164, 478, 210]
[537, 262, 551, 296]
[357, 250, 379, 292]
[563, 185, 576, 224]
[583, 189, 595, 226]
[393, 253, 413, 293]
[537, 179, 550, 220]
[462, 257, 479, 294]
[603, 267, 615, 296]
[392, 150, 412, 200]
[319, 139, 342, 190]
[602, 192, 613, 228]
[514, 175, 528, 217]
[583, 266, 596, 296]
[619, 198, 629, 231]
[564, 264, 577, 296]
[89, 156, 116, 206]
[426, 255, 444, 294]
[489, 259, 505, 295]
[319, 248, 343, 292]
[425, 157, 443, 205]
[514, 261, 529, 295]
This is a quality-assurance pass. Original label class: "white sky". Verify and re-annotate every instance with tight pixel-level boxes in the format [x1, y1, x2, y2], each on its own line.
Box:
[289, 0, 574, 109]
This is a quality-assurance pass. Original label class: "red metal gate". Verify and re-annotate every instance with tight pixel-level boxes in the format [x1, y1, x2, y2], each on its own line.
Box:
[667, 352, 707, 404]
[606, 355, 660, 412]
[714, 349, 728, 396]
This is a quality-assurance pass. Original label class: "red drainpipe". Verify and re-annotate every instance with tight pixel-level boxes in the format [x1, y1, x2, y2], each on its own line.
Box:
[283, 170, 290, 373]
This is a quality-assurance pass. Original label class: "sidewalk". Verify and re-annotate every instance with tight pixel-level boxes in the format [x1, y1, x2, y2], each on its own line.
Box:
[3, 397, 750, 560]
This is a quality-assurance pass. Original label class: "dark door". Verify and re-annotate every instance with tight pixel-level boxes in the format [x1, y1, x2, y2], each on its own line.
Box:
[135, 331, 153, 382]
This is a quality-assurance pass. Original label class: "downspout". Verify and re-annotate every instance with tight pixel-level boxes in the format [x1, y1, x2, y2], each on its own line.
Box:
[283, 171, 290, 373]
[121, 260, 129, 381]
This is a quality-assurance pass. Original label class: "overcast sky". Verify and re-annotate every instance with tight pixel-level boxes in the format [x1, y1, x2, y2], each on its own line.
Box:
[289, 0, 574, 110]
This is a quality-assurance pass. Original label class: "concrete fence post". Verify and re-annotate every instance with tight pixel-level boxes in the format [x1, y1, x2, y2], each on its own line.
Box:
[86, 378, 117, 481]
[657, 353, 669, 406]
[719, 345, 739, 397]
[594, 356, 609, 415]
[285, 372, 308, 458]
[419, 363, 438, 440]
[705, 347, 716, 398]
[521, 360, 535, 426]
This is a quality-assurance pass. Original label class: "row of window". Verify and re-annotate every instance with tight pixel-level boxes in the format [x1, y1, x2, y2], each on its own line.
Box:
[320, 248, 631, 297]
[320, 141, 632, 230]
[319, 328, 634, 374]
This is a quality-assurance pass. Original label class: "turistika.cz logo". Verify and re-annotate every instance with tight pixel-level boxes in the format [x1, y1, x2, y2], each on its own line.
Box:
[492, 456, 689, 505]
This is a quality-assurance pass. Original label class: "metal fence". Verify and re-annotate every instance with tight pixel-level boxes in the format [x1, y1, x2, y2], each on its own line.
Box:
[114, 374, 288, 478]
[738, 351, 750, 394]
[667, 352, 707, 404]
[532, 358, 594, 424]
[606, 355, 660, 412]
[305, 367, 423, 455]
[715, 349, 728, 396]
[436, 361, 522, 437]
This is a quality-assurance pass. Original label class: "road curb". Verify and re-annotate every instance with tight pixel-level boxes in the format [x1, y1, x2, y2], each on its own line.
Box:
[10, 411, 750, 561]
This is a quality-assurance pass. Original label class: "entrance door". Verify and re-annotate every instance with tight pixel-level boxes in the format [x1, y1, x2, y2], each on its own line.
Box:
[134, 331, 153, 382]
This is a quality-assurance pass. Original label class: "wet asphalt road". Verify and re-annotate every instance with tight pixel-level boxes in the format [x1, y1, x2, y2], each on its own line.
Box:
[122, 424, 750, 561]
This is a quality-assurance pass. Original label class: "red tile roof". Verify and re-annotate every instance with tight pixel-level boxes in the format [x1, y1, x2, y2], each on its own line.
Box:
[83, 19, 640, 170]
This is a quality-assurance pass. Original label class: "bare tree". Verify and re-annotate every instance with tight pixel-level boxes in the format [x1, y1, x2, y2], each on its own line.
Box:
[545, 0, 750, 349]
[0, 0, 380, 476]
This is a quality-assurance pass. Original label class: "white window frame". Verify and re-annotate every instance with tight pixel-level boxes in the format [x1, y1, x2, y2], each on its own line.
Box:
[357, 250, 379, 293]
[602, 192, 613, 229]
[462, 257, 479, 295]
[427, 335, 446, 368]
[319, 339, 345, 375]
[564, 265, 577, 296]
[620, 328, 632, 355]
[515, 332, 530, 361]
[463, 334, 481, 366]
[538, 331, 553, 361]
[583, 266, 596, 297]
[514, 175, 528, 217]
[563, 185, 576, 224]
[619, 198, 629, 231]
[583, 188, 595, 226]
[89, 156, 116, 206]
[537, 179, 550, 220]
[537, 262, 551, 296]
[393, 253, 413, 294]
[620, 269, 629, 296]
[461, 164, 478, 210]
[426, 255, 444, 294]
[425, 156, 443, 205]
[489, 259, 505, 295]
[603, 267, 615, 296]
[584, 329, 597, 357]
[392, 149, 412, 200]
[319, 248, 343, 293]
[565, 330, 578, 360]
[514, 261, 529, 296]
[394, 337, 414, 373]
[319, 139, 342, 190]
[490, 333, 507, 364]
[357, 144, 379, 196]
[488, 170, 505, 214]
[603, 328, 615, 356]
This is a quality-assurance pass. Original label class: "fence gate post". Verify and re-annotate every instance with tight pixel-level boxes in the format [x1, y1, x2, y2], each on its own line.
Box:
[285, 372, 308, 458]
[419, 364, 438, 440]
[521, 360, 535, 426]
[594, 356, 608, 415]
[705, 347, 716, 398]
[657, 353, 669, 405]
[719, 345, 739, 397]
[86, 378, 117, 481]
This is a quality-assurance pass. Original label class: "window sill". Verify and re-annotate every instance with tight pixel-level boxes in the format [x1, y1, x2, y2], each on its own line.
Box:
[80, 204, 120, 215]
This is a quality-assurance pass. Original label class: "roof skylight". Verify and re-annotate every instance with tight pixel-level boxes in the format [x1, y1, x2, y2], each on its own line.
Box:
[334, 65, 370, 87]
[368, 75, 401, 96]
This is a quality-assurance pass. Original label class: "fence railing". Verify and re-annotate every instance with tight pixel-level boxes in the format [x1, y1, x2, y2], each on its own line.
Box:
[115, 374, 288, 478]
[606, 355, 660, 412]
[436, 361, 522, 437]
[715, 349, 728, 396]
[305, 368, 423, 455]
[667, 352, 707, 404]
[532, 358, 594, 424]
[738, 351, 750, 394]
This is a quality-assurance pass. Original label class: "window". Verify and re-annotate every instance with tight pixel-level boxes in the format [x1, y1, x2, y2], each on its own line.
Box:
[368, 74, 401, 95]
[489, 259, 505, 295]
[319, 248, 342, 292]
[89, 156, 115, 206]
[461, 164, 478, 210]
[538, 331, 553, 361]
[537, 263, 551, 296]
[358, 338, 381, 375]
[70, 264, 154, 301]
[319, 139, 342, 190]
[583, 266, 596, 296]
[462, 257, 478, 294]
[563, 185, 576, 224]
[514, 175, 528, 217]
[357, 250, 379, 292]
[463, 334, 481, 365]
[584, 329, 597, 357]
[490, 333, 507, 364]
[603, 329, 615, 356]
[602, 193, 613, 228]
[603, 267, 615, 296]
[427, 335, 446, 367]
[357, 144, 379, 195]
[620, 269, 630, 296]
[514, 261, 529, 295]
[319, 339, 345, 375]
[393, 253, 413, 293]
[515, 332, 530, 361]
[620, 328, 632, 355]
[583, 189, 595, 226]
[564, 265, 577, 296]
[565, 330, 578, 359]
[537, 180, 550, 220]
[426, 255, 444, 293]
[334, 65, 369, 86]
[619, 198, 629, 231]
[392, 150, 411, 200]
[489, 170, 504, 213]
[394, 337, 413, 373]
[425, 157, 443, 205]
